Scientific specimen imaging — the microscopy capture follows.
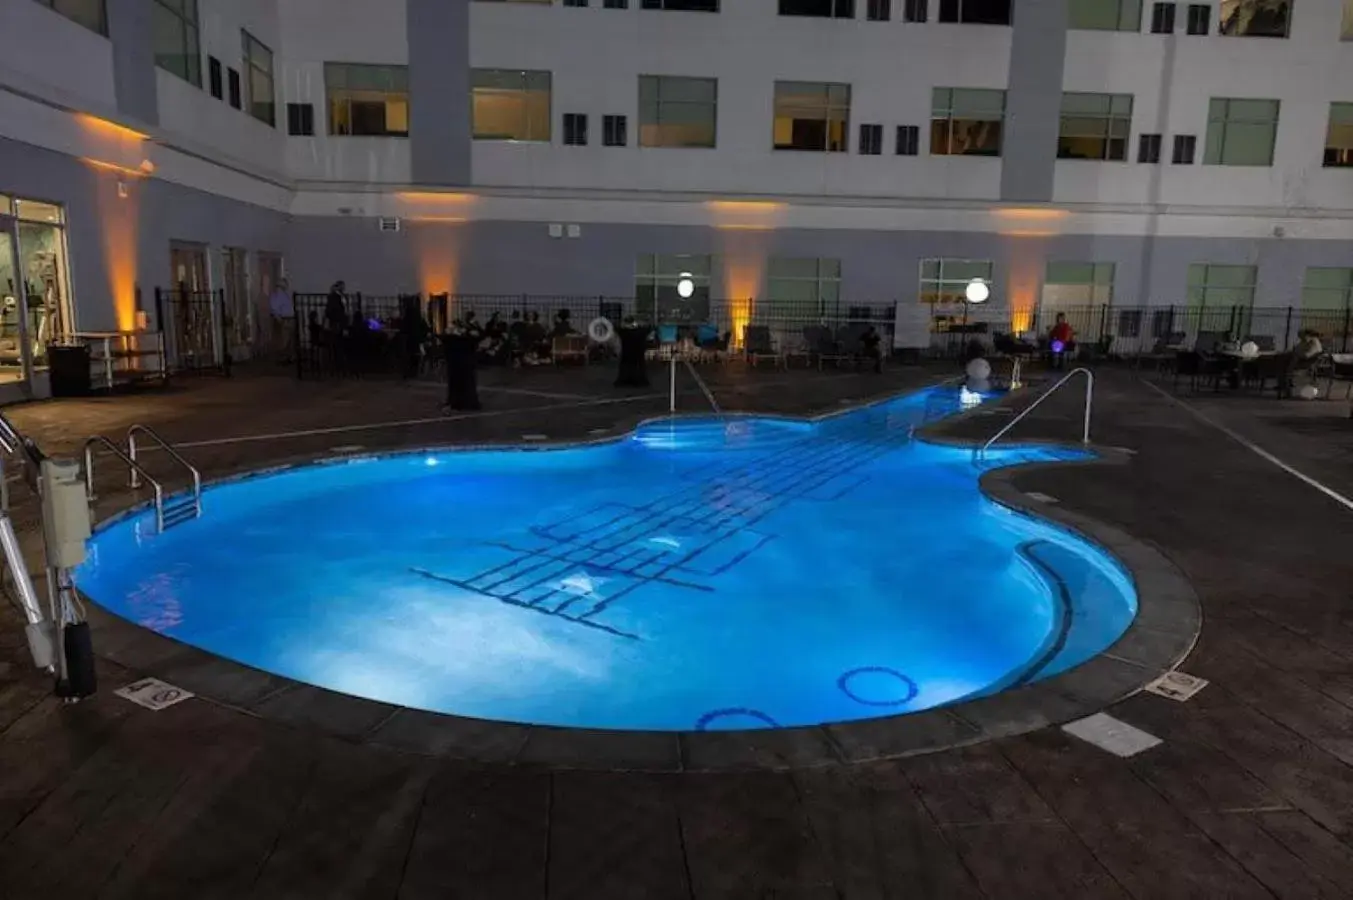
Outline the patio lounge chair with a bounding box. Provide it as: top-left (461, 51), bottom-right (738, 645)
top-left (743, 325), bottom-right (783, 368)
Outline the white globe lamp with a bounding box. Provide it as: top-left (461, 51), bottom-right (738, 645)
top-left (1239, 341), bottom-right (1260, 360)
top-left (964, 278), bottom-right (990, 304)
top-left (965, 357), bottom-right (991, 382)
top-left (676, 273), bottom-right (695, 299)
top-left (1298, 384), bottom-right (1320, 400)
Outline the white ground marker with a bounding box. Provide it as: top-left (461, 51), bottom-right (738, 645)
top-left (1062, 713), bottom-right (1162, 757)
top-left (1024, 491), bottom-right (1060, 504)
top-left (1145, 671), bottom-right (1209, 702)
top-left (522, 434), bottom-right (548, 442)
top-left (115, 678), bottom-right (194, 711)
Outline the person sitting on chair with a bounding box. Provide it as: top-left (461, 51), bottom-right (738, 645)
top-left (1048, 313), bottom-right (1075, 370)
top-left (861, 325), bottom-right (883, 374)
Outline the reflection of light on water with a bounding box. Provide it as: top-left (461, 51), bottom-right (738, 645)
top-left (126, 570), bottom-right (185, 630)
top-left (556, 572), bottom-right (607, 597)
top-left (648, 534), bottom-right (683, 551)
top-left (959, 386), bottom-right (983, 408)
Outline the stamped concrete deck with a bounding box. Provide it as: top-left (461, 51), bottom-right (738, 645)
top-left (2, 361), bottom-right (1353, 898)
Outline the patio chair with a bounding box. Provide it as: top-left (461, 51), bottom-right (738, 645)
top-left (803, 325), bottom-right (845, 369)
top-left (551, 333), bottom-right (589, 365)
top-left (835, 324), bottom-right (869, 369)
top-left (1173, 350), bottom-right (1223, 392)
top-left (1319, 353), bottom-right (1353, 399)
top-left (1244, 351), bottom-right (1295, 397)
top-left (1244, 335), bottom-right (1277, 352)
top-left (654, 323), bottom-right (680, 360)
top-left (1194, 331), bottom-right (1229, 353)
top-left (743, 325), bottom-right (783, 368)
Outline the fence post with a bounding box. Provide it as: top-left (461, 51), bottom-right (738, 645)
top-left (219, 289), bottom-right (233, 377)
top-left (1283, 306), bottom-right (1293, 350)
top-left (154, 287), bottom-right (169, 378)
top-left (293, 292), bottom-right (304, 381)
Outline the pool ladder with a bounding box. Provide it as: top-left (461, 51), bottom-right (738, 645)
top-left (83, 424), bottom-right (201, 533)
top-left (976, 367), bottom-right (1095, 461)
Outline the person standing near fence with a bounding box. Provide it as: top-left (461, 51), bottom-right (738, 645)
top-left (269, 278), bottom-right (294, 364)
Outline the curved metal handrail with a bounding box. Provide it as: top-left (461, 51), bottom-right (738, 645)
top-left (977, 367), bottom-right (1094, 459)
top-left (127, 424), bottom-right (202, 518)
top-left (83, 436), bottom-right (166, 532)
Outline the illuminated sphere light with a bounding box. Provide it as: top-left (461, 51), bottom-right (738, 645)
top-left (964, 278), bottom-right (990, 304)
top-left (966, 358), bottom-right (991, 382)
top-left (587, 316), bottom-right (615, 343)
top-left (677, 273), bottom-right (696, 299)
top-left (959, 385), bottom-right (984, 408)
top-left (1240, 341), bottom-right (1260, 360)
top-left (1051, 339), bottom-right (1066, 354)
top-left (1298, 384), bottom-right (1319, 400)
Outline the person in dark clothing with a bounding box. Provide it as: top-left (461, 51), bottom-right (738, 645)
top-left (526, 311), bottom-right (550, 362)
top-left (615, 317), bottom-right (651, 388)
top-left (551, 309), bottom-right (575, 338)
top-left (860, 325), bottom-right (883, 374)
top-left (507, 310), bottom-right (529, 366)
top-left (440, 320), bottom-right (481, 412)
top-left (324, 281), bottom-right (347, 372)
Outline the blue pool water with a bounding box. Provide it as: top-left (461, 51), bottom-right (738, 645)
top-left (75, 386), bottom-right (1137, 732)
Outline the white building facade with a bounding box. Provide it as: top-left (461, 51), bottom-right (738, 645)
top-left (2, 0), bottom-right (1352, 393)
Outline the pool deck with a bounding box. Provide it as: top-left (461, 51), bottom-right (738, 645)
top-left (2, 362), bottom-right (1353, 898)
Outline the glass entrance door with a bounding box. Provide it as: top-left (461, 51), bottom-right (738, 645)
top-left (222, 247), bottom-right (252, 360)
top-left (0, 216), bottom-right (34, 394)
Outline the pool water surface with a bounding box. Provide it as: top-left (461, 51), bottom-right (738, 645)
top-left (75, 386), bottom-right (1138, 731)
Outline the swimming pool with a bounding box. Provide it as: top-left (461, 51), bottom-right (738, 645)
top-left (75, 386), bottom-right (1138, 732)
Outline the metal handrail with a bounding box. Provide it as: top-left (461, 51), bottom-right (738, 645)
top-left (681, 357), bottom-right (722, 414)
top-left (128, 424), bottom-right (202, 518)
top-left (83, 436), bottom-right (167, 532)
top-left (977, 367), bottom-right (1095, 459)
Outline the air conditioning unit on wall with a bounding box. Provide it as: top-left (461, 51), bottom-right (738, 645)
top-left (378, 217), bottom-right (402, 232)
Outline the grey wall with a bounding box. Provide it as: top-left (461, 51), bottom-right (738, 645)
top-left (0, 136), bottom-right (287, 333)
top-left (106, 0), bottom-right (159, 126)
top-left (283, 215), bottom-right (1348, 312)
top-left (407, 0), bottom-right (471, 186)
top-left (1001, 0), bottom-right (1068, 202)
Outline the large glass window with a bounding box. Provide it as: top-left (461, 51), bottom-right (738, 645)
top-left (1203, 98), bottom-right (1279, 166)
top-left (635, 254), bottom-right (712, 321)
top-left (1042, 262), bottom-right (1114, 317)
top-left (1058, 93), bottom-right (1132, 161)
top-left (1324, 103), bottom-right (1353, 168)
top-left (641, 0), bottom-right (720, 10)
top-left (0, 199), bottom-right (75, 385)
top-left (779, 0), bottom-right (856, 16)
top-left (1300, 268), bottom-right (1353, 332)
top-left (931, 88), bottom-right (1004, 156)
top-left (773, 82), bottom-right (851, 152)
top-left (1219, 0), bottom-right (1292, 36)
top-left (1186, 264), bottom-right (1256, 310)
top-left (471, 69), bottom-right (552, 142)
top-left (152, 0), bottom-right (201, 86)
top-left (639, 76), bottom-right (717, 148)
top-left (32, 0), bottom-right (106, 35)
top-left (1344, 0), bottom-right (1353, 38)
top-left (325, 63), bottom-right (410, 137)
top-left (242, 31), bottom-right (275, 128)
top-left (919, 258), bottom-right (993, 304)
top-left (1068, 0), bottom-right (1142, 29)
top-left (937, 0), bottom-right (1010, 23)
top-left (766, 258), bottom-right (842, 315)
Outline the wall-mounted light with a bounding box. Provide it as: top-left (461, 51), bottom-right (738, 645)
top-left (965, 278), bottom-right (990, 304)
top-left (677, 273), bottom-right (695, 299)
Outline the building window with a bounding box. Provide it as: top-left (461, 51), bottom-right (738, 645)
top-left (603, 114), bottom-right (628, 146)
top-left (937, 0), bottom-right (1010, 24)
top-left (1300, 268), bottom-right (1353, 332)
top-left (859, 123), bottom-right (883, 155)
top-left (287, 103), bottom-right (315, 136)
top-left (326, 63), bottom-right (410, 137)
top-left (471, 69), bottom-right (551, 141)
top-left (242, 31), bottom-right (275, 127)
top-left (152, 0), bottom-right (200, 86)
top-left (779, 0), bottom-right (855, 16)
top-left (1058, 93), bottom-right (1132, 161)
top-left (227, 68), bottom-right (241, 109)
top-left (640, 0), bottom-right (720, 10)
top-left (1185, 2), bottom-right (1210, 32)
top-left (896, 124), bottom-right (920, 155)
top-left (1204, 98), bottom-right (1279, 166)
top-left (1343, 0), bottom-right (1353, 38)
top-left (564, 0), bottom-right (589, 5)
top-left (1324, 102), bottom-right (1353, 167)
top-left (605, 0), bottom-right (629, 6)
top-left (904, 0), bottom-right (928, 19)
top-left (33, 0), bottom-right (107, 36)
top-left (920, 258), bottom-right (994, 305)
top-left (1118, 309), bottom-right (1143, 338)
top-left (1219, 0), bottom-right (1291, 36)
top-left (868, 0), bottom-right (892, 18)
top-left (1172, 133), bottom-right (1196, 163)
top-left (773, 82), bottom-right (850, 152)
top-left (767, 258), bottom-right (842, 316)
top-left (563, 112), bottom-right (589, 145)
top-left (635, 255), bottom-right (712, 317)
top-left (1069, 0), bottom-right (1142, 30)
top-left (208, 56), bottom-right (223, 99)
top-left (1042, 263), bottom-right (1115, 318)
top-left (931, 88), bottom-right (1004, 156)
top-left (1187, 265), bottom-right (1256, 329)
top-left (1150, 1), bottom-right (1176, 31)
top-left (639, 75), bottom-right (717, 148)
top-left (1138, 132), bottom-right (1161, 162)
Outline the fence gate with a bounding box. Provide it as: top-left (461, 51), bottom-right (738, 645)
top-left (155, 287), bottom-right (232, 376)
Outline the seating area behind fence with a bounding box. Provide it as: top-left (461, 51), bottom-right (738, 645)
top-left (153, 287), bottom-right (232, 376)
top-left (281, 289), bottom-right (1353, 380)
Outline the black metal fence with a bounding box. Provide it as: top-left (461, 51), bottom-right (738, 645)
top-left (285, 290), bottom-right (1353, 379)
top-left (154, 287), bottom-right (232, 376)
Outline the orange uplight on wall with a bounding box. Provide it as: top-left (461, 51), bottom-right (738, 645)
top-left (1005, 236), bottom-right (1046, 334)
top-left (410, 220), bottom-right (463, 297)
top-left (89, 172), bottom-right (140, 330)
top-left (398, 191), bottom-right (478, 204)
top-left (990, 206), bottom-right (1068, 221)
top-left (706, 199), bottom-right (787, 234)
top-left (81, 157), bottom-right (150, 178)
top-left (719, 229), bottom-right (771, 348)
top-left (76, 113), bottom-right (150, 143)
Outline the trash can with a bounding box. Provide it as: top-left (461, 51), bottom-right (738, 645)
top-left (47, 343), bottom-right (91, 397)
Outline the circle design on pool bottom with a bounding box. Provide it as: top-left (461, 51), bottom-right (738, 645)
top-left (695, 708), bottom-right (780, 731)
top-left (838, 667), bottom-right (920, 707)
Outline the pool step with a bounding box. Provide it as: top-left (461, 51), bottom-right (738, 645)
top-left (160, 496), bottom-right (200, 530)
